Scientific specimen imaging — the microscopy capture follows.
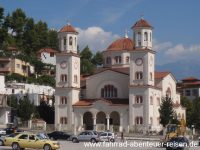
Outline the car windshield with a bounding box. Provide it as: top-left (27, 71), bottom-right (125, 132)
top-left (36, 134), bottom-right (48, 140)
top-left (93, 131), bottom-right (98, 135)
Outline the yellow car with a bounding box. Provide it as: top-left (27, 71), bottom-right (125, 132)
top-left (4, 132), bottom-right (60, 150)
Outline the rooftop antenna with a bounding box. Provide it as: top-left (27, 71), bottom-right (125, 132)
top-left (140, 13), bottom-right (144, 19)
top-left (67, 20), bottom-right (71, 25)
top-left (125, 29), bottom-right (128, 38)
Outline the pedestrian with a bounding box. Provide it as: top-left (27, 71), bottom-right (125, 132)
top-left (121, 132), bottom-right (124, 142)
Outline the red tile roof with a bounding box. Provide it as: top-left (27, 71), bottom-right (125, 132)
top-left (37, 48), bottom-right (58, 54)
top-left (106, 38), bottom-right (134, 51)
top-left (182, 77), bottom-right (199, 81)
top-left (59, 24), bottom-right (78, 33)
top-left (132, 18), bottom-right (152, 28)
top-left (73, 98), bottom-right (129, 107)
top-left (155, 71), bottom-right (170, 79)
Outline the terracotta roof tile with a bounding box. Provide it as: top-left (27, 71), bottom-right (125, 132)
top-left (37, 48), bottom-right (58, 54)
top-left (73, 98), bottom-right (129, 107)
top-left (155, 71), bottom-right (170, 79)
top-left (106, 38), bottom-right (134, 51)
top-left (182, 77), bottom-right (199, 81)
top-left (132, 18), bottom-right (152, 28)
top-left (59, 24), bottom-right (78, 33)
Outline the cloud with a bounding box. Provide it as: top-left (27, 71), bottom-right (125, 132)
top-left (76, 26), bottom-right (120, 52)
top-left (154, 40), bottom-right (200, 64)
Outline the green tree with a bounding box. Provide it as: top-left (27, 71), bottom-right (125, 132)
top-left (80, 46), bottom-right (95, 74)
top-left (37, 101), bottom-right (54, 124)
top-left (181, 97), bottom-right (193, 126)
top-left (80, 46), bottom-right (93, 60)
top-left (7, 94), bottom-right (18, 108)
top-left (159, 97), bottom-right (176, 127)
top-left (47, 29), bottom-right (58, 49)
top-left (0, 7), bottom-right (8, 48)
top-left (92, 51), bottom-right (103, 66)
top-left (190, 97), bottom-right (200, 129)
top-left (18, 95), bottom-right (35, 122)
top-left (8, 8), bottom-right (27, 48)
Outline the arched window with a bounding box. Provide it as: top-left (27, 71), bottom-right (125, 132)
top-left (60, 96), bottom-right (67, 105)
top-left (135, 95), bottom-right (143, 104)
top-left (166, 88), bottom-right (171, 98)
top-left (115, 56), bottom-right (121, 64)
top-left (135, 116), bottom-right (143, 125)
top-left (157, 97), bottom-right (160, 106)
top-left (60, 117), bottom-right (67, 124)
top-left (150, 72), bottom-right (153, 81)
top-left (135, 72), bottom-right (143, 80)
top-left (150, 32), bottom-right (152, 42)
top-left (137, 32), bottom-right (141, 46)
top-left (144, 32), bottom-right (148, 41)
top-left (74, 75), bottom-right (78, 83)
top-left (126, 56), bottom-right (130, 63)
top-left (60, 74), bottom-right (67, 82)
top-left (75, 37), bottom-right (76, 46)
top-left (150, 96), bottom-right (153, 105)
top-left (101, 85), bottom-right (117, 98)
top-left (69, 36), bottom-right (73, 45)
top-left (150, 117), bottom-right (153, 125)
top-left (106, 57), bottom-right (111, 64)
top-left (64, 37), bottom-right (67, 46)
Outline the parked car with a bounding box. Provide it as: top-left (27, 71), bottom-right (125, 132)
top-left (71, 131), bottom-right (100, 143)
top-left (166, 137), bottom-right (189, 150)
top-left (99, 132), bottom-right (115, 142)
top-left (0, 137), bottom-right (4, 146)
top-left (47, 131), bottom-right (71, 140)
top-left (4, 132), bottom-right (60, 150)
top-left (0, 129), bottom-right (6, 136)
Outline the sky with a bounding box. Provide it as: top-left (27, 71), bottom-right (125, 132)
top-left (1, 0), bottom-right (200, 68)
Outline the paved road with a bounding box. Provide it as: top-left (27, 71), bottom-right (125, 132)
top-left (0, 140), bottom-right (199, 150)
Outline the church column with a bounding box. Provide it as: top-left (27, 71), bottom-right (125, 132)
top-left (106, 114), bottom-right (110, 130)
top-left (93, 114), bottom-right (97, 131)
top-left (78, 114), bottom-right (83, 132)
top-left (119, 113), bottom-right (123, 132)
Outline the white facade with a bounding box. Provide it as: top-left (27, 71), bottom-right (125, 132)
top-left (40, 51), bottom-right (56, 65)
top-left (6, 82), bottom-right (55, 106)
top-left (0, 75), bottom-right (11, 127)
top-left (55, 23), bottom-right (80, 131)
top-left (55, 19), bottom-right (186, 134)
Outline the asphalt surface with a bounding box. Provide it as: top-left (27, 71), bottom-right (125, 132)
top-left (0, 140), bottom-right (199, 150)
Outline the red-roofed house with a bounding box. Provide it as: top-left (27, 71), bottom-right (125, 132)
top-left (177, 77), bottom-right (200, 100)
top-left (37, 48), bottom-right (58, 65)
top-left (54, 19), bottom-right (185, 134)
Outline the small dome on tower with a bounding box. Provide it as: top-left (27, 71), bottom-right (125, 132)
top-left (131, 18), bottom-right (153, 29)
top-left (106, 38), bottom-right (134, 51)
top-left (59, 23), bottom-right (78, 33)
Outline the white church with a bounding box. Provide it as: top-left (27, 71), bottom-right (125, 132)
top-left (54, 18), bottom-right (186, 133)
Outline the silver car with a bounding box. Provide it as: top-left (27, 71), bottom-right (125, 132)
top-left (72, 131), bottom-right (100, 143)
top-left (99, 132), bottom-right (115, 142)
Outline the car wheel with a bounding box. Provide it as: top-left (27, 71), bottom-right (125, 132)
top-left (43, 144), bottom-right (52, 150)
top-left (90, 138), bottom-right (96, 143)
top-left (72, 138), bottom-right (78, 143)
top-left (0, 139), bottom-right (4, 146)
top-left (12, 142), bottom-right (20, 150)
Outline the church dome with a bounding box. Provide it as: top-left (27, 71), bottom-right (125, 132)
top-left (106, 38), bottom-right (134, 51)
top-left (131, 18), bottom-right (152, 29)
top-left (59, 23), bottom-right (78, 33)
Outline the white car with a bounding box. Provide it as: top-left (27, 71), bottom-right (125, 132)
top-left (0, 129), bottom-right (6, 136)
top-left (99, 132), bottom-right (115, 142)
